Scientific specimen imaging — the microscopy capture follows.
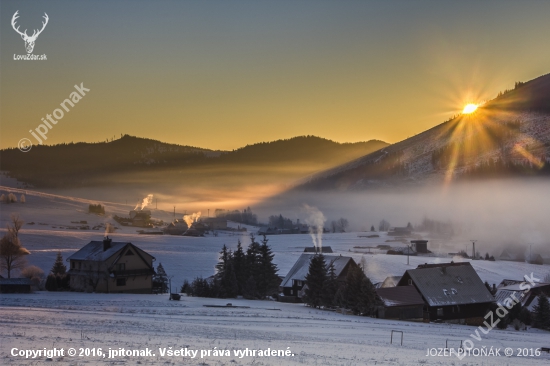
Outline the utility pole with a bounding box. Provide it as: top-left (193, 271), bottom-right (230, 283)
top-left (173, 206), bottom-right (175, 221)
top-left (470, 240), bottom-right (477, 260)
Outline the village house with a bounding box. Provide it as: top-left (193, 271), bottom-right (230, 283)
top-left (164, 219), bottom-right (188, 235)
top-left (279, 253), bottom-right (357, 302)
top-left (499, 249), bottom-right (525, 262)
top-left (201, 217), bottom-right (228, 230)
top-left (494, 280), bottom-right (550, 312)
top-left (396, 262), bottom-right (495, 323)
top-left (67, 237), bottom-right (156, 293)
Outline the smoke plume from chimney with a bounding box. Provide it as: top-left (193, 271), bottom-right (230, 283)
top-left (183, 212), bottom-right (202, 228)
top-left (303, 204), bottom-right (326, 252)
top-left (134, 194), bottom-right (153, 211)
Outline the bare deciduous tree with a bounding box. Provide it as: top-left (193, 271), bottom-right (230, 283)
top-left (0, 234), bottom-right (30, 278)
top-left (0, 215), bottom-right (29, 278)
top-left (8, 214), bottom-right (23, 240)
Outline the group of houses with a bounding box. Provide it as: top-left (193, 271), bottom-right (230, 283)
top-left (259, 219), bottom-right (330, 236)
top-left (278, 244), bottom-right (550, 324)
top-left (3, 236), bottom-right (550, 328)
top-left (164, 217), bottom-right (232, 236)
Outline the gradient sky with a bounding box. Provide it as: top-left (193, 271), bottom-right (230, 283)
top-left (1, 0), bottom-right (550, 151)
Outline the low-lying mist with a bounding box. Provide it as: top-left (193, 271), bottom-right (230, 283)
top-left (42, 177), bottom-right (549, 257)
top-left (255, 179), bottom-right (550, 257)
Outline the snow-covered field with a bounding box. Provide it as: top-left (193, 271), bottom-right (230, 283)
top-left (2, 292), bottom-right (550, 366)
top-left (2, 185), bottom-right (549, 289)
top-left (2, 186), bottom-right (550, 365)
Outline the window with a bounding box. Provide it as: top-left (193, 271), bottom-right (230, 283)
top-left (456, 276), bottom-right (463, 284)
top-left (125, 250), bottom-right (134, 256)
top-left (408, 279), bottom-right (412, 285)
top-left (443, 289), bottom-right (448, 296)
top-left (117, 263), bottom-right (125, 271)
top-left (116, 278), bottom-right (126, 286)
top-left (451, 288), bottom-right (458, 295)
top-left (437, 308), bottom-right (443, 316)
top-left (71, 261), bottom-right (75, 269)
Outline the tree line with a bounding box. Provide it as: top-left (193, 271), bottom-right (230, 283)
top-left (182, 234), bottom-right (279, 299)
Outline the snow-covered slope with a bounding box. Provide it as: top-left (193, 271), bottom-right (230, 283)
top-left (301, 74), bottom-right (550, 190)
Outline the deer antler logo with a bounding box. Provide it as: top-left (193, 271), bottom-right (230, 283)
top-left (11, 10), bottom-right (49, 54)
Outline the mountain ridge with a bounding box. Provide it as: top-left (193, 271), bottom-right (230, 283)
top-left (0, 134), bottom-right (388, 188)
top-left (299, 73), bottom-right (550, 190)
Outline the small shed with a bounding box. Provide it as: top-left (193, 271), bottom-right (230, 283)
top-left (411, 240), bottom-right (428, 253)
top-left (0, 278), bottom-right (32, 293)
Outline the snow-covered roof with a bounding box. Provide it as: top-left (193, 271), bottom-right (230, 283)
top-left (0, 278), bottom-right (32, 285)
top-left (376, 286), bottom-right (424, 307)
top-left (67, 240), bottom-right (130, 262)
top-left (400, 263), bottom-right (494, 307)
top-left (280, 254), bottom-right (355, 288)
top-left (494, 282), bottom-right (550, 307)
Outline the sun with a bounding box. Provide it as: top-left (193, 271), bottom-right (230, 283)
top-left (462, 103), bottom-right (478, 114)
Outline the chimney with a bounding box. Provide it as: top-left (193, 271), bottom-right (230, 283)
top-left (492, 284), bottom-right (496, 293)
top-left (103, 236), bottom-right (112, 251)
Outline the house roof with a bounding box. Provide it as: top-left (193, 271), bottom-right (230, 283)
top-left (280, 254), bottom-right (355, 288)
top-left (0, 278), bottom-right (32, 285)
top-left (494, 282), bottom-right (550, 307)
top-left (303, 246), bottom-right (333, 253)
top-left (67, 241), bottom-right (129, 262)
top-left (376, 286), bottom-right (425, 307)
top-left (398, 263), bottom-right (494, 307)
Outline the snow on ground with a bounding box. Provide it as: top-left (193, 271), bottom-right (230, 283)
top-left (1, 186), bottom-right (549, 290)
top-left (2, 292), bottom-right (550, 366)
top-left (2, 187), bottom-right (550, 365)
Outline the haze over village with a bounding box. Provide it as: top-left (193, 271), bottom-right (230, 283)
top-left (1, 1), bottom-right (550, 365)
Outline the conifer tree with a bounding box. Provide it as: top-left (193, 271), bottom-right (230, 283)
top-left (245, 234), bottom-right (261, 296)
top-left (216, 244), bottom-right (231, 277)
top-left (232, 240), bottom-right (246, 294)
top-left (45, 273), bottom-right (58, 291)
top-left (51, 251), bottom-right (67, 275)
top-left (322, 261), bottom-right (338, 308)
top-left (220, 260), bottom-right (239, 298)
top-left (257, 235), bottom-right (279, 298)
top-left (153, 263), bottom-right (169, 293)
top-left (304, 254), bottom-right (327, 308)
top-left (533, 293), bottom-right (550, 330)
